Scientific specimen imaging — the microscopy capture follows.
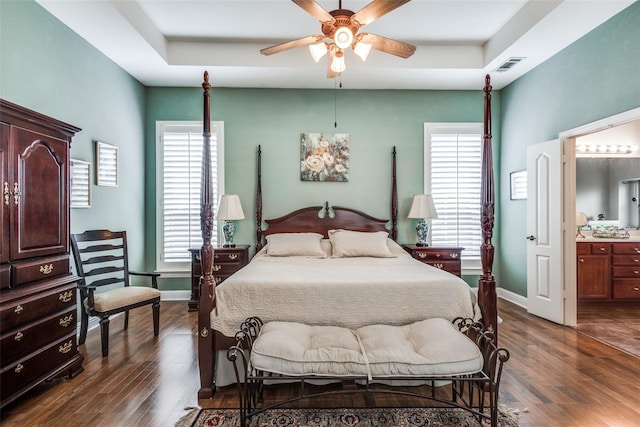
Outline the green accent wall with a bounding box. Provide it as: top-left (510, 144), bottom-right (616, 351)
top-left (499, 1), bottom-right (640, 296)
top-left (6, 0), bottom-right (639, 296)
top-left (1, 0), bottom-right (147, 273)
top-left (145, 87), bottom-right (501, 289)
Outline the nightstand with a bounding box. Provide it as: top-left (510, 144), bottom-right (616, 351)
top-left (402, 244), bottom-right (464, 277)
top-left (187, 245), bottom-right (250, 311)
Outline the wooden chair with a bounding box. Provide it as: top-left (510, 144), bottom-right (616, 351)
top-left (70, 230), bottom-right (161, 356)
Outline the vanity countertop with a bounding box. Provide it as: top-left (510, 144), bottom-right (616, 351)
top-left (577, 232), bottom-right (640, 243)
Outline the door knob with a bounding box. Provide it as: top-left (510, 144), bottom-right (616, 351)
top-left (526, 235), bottom-right (536, 241)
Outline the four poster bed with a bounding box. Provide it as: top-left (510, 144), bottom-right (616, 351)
top-left (196, 72), bottom-right (497, 399)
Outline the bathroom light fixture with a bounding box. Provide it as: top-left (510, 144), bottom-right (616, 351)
top-left (576, 144), bottom-right (636, 154)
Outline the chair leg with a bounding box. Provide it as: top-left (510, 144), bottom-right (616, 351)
top-left (124, 310), bottom-right (129, 330)
top-left (78, 308), bottom-right (89, 345)
top-left (100, 316), bottom-right (111, 357)
top-left (153, 301), bottom-right (160, 337)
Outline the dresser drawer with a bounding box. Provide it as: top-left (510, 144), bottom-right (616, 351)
top-left (576, 243), bottom-right (590, 255)
top-left (424, 260), bottom-right (461, 276)
top-left (612, 255), bottom-right (640, 266)
top-left (214, 250), bottom-right (248, 265)
top-left (588, 243), bottom-right (610, 255)
top-left (411, 248), bottom-right (462, 261)
top-left (0, 332), bottom-right (77, 402)
top-left (612, 266), bottom-right (640, 278)
top-left (612, 243), bottom-right (640, 255)
top-left (10, 255), bottom-right (70, 288)
top-left (0, 308), bottom-right (76, 366)
top-left (612, 279), bottom-right (640, 299)
top-left (0, 283), bottom-right (76, 333)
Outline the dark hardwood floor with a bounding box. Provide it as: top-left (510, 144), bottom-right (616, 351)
top-left (1, 299), bottom-right (639, 426)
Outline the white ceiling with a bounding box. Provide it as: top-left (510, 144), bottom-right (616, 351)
top-left (36, 0), bottom-right (635, 90)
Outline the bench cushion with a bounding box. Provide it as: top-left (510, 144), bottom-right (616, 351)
top-left (250, 318), bottom-right (483, 378)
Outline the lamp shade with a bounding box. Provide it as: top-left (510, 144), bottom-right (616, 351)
top-left (408, 194), bottom-right (438, 219)
top-left (216, 194), bottom-right (245, 220)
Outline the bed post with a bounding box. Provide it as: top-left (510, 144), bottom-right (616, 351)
top-left (478, 74), bottom-right (498, 341)
top-left (198, 71), bottom-right (216, 399)
top-left (391, 146), bottom-right (398, 241)
top-left (255, 145), bottom-right (263, 252)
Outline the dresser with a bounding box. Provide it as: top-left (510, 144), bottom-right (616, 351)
top-left (188, 245), bottom-right (250, 311)
top-left (0, 100), bottom-right (84, 408)
top-left (577, 241), bottom-right (640, 300)
top-left (402, 244), bottom-right (463, 277)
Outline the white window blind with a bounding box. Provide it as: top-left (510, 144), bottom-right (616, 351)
top-left (156, 121), bottom-right (224, 272)
top-left (424, 124), bottom-right (482, 271)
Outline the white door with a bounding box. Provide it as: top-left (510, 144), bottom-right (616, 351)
top-left (527, 140), bottom-right (564, 323)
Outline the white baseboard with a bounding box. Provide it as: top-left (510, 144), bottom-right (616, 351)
top-left (160, 290), bottom-right (191, 301)
top-left (498, 287), bottom-right (527, 309)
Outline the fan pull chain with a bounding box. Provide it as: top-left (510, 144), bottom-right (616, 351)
top-left (334, 79), bottom-right (338, 128)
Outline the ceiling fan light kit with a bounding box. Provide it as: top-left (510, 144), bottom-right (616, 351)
top-left (261, 0), bottom-right (416, 78)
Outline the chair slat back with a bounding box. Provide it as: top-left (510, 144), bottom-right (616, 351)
top-left (71, 230), bottom-right (130, 289)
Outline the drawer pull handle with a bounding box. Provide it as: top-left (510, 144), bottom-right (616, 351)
top-left (59, 290), bottom-right (73, 303)
top-left (599, 247), bottom-right (605, 251)
top-left (59, 314), bottom-right (74, 327)
top-left (418, 252), bottom-right (427, 259)
top-left (14, 332), bottom-right (24, 341)
top-left (433, 263), bottom-right (444, 269)
top-left (59, 340), bottom-right (73, 354)
top-left (12, 182), bottom-right (20, 204)
top-left (634, 287), bottom-right (639, 291)
top-left (213, 265), bottom-right (221, 272)
top-left (579, 258), bottom-right (584, 263)
top-left (14, 305), bottom-right (24, 314)
top-left (449, 253), bottom-right (458, 258)
top-left (214, 276), bottom-right (222, 284)
top-left (634, 271), bottom-right (639, 275)
top-left (3, 182), bottom-right (9, 205)
top-left (196, 253), bottom-right (201, 261)
top-left (15, 364), bottom-right (24, 374)
top-left (200, 327), bottom-right (209, 338)
top-left (228, 254), bottom-right (239, 260)
top-left (40, 263), bottom-right (54, 275)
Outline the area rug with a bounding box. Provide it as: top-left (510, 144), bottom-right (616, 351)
top-left (175, 406), bottom-right (520, 427)
top-left (577, 323), bottom-right (640, 357)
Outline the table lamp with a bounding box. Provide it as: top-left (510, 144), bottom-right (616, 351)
top-left (216, 194), bottom-right (245, 247)
top-left (408, 194), bottom-right (438, 246)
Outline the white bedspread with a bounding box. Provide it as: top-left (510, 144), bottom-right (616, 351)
top-left (210, 242), bottom-right (477, 337)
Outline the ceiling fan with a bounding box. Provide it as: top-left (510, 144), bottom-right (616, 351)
top-left (260, 0), bottom-right (416, 78)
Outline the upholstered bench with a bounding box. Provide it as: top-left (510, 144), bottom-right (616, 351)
top-left (228, 317), bottom-right (509, 427)
top-left (251, 318), bottom-right (484, 379)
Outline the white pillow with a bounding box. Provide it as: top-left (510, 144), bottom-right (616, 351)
top-left (328, 229), bottom-right (395, 258)
top-left (266, 233), bottom-right (326, 257)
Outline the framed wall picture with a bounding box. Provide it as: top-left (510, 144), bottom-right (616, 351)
top-left (70, 159), bottom-right (91, 208)
top-left (300, 133), bottom-right (349, 182)
top-left (510, 170), bottom-right (527, 200)
top-left (95, 141), bottom-right (118, 186)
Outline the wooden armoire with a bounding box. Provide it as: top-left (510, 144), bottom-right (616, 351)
top-left (0, 99), bottom-right (84, 408)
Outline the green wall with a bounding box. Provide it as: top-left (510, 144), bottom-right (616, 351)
top-left (146, 87), bottom-right (501, 289)
top-left (1, 0), bottom-right (147, 273)
top-left (499, 1), bottom-right (640, 296)
top-left (10, 0), bottom-right (640, 297)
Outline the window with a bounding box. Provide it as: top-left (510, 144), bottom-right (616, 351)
top-left (156, 121), bottom-right (224, 273)
top-left (424, 123), bottom-right (482, 274)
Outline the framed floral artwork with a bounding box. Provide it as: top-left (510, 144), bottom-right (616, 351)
top-left (300, 133), bottom-right (349, 182)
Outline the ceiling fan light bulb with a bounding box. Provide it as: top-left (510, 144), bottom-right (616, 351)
top-left (353, 42), bottom-right (372, 61)
top-left (334, 27), bottom-right (353, 49)
top-left (309, 42), bottom-right (328, 62)
top-left (331, 51), bottom-right (346, 73)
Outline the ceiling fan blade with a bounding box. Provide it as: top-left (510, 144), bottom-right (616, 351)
top-left (260, 35), bottom-right (323, 56)
top-left (352, 0), bottom-right (411, 26)
top-left (360, 33), bottom-right (416, 58)
top-left (326, 47), bottom-right (341, 79)
top-left (292, 0), bottom-right (336, 24)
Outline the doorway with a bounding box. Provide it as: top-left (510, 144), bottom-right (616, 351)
top-left (560, 109), bottom-right (640, 356)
